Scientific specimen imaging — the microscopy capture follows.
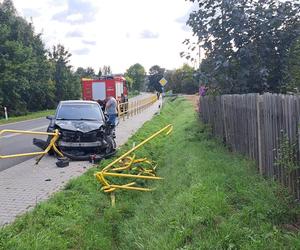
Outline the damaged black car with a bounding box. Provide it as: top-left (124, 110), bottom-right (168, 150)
top-left (33, 100), bottom-right (117, 161)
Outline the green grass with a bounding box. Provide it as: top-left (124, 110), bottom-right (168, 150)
top-left (0, 110), bottom-right (55, 125)
top-left (1, 98), bottom-right (300, 249)
top-left (128, 90), bottom-right (140, 99)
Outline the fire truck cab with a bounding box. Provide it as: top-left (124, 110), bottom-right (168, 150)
top-left (81, 76), bottom-right (128, 102)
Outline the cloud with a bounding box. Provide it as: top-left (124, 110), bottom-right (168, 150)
top-left (66, 30), bottom-right (83, 38)
top-left (175, 3), bottom-right (198, 26)
top-left (48, 0), bottom-right (66, 6)
top-left (176, 15), bottom-right (188, 24)
top-left (66, 13), bottom-right (83, 22)
top-left (140, 30), bottom-right (159, 39)
top-left (82, 40), bottom-right (96, 45)
top-left (13, 0), bottom-right (196, 73)
top-left (176, 14), bottom-right (193, 32)
top-left (73, 48), bottom-right (90, 55)
top-left (52, 0), bottom-right (97, 24)
top-left (22, 8), bottom-right (41, 18)
top-left (181, 25), bottom-right (192, 32)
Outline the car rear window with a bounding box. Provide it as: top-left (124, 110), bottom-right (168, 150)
top-left (56, 103), bottom-right (103, 121)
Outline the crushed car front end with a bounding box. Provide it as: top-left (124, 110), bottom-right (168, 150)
top-left (34, 100), bottom-right (116, 161)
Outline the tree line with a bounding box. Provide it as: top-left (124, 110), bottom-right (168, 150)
top-left (0, 0), bottom-right (82, 116)
top-left (0, 0), bottom-right (199, 118)
top-left (185, 0), bottom-right (300, 95)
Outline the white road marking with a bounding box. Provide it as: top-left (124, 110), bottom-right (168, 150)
top-left (0, 125), bottom-right (48, 139)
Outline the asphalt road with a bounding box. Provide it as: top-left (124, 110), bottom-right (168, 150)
top-left (0, 118), bottom-right (49, 171)
top-left (0, 93), bottom-right (152, 172)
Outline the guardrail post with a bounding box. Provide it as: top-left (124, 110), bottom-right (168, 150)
top-left (127, 102), bottom-right (130, 119)
top-left (138, 100), bottom-right (141, 113)
top-left (117, 103), bottom-right (121, 121)
top-left (123, 104), bottom-right (126, 121)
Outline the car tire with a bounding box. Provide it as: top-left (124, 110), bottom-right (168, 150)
top-left (105, 136), bottom-right (117, 155)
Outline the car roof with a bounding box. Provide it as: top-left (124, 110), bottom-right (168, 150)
top-left (59, 100), bottom-right (98, 105)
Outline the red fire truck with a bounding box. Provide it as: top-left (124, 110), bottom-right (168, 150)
top-left (81, 76), bottom-right (128, 102)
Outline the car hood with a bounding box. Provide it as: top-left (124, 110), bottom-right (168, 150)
top-left (55, 120), bottom-right (104, 133)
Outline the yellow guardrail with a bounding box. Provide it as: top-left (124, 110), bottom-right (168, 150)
top-left (118, 95), bottom-right (158, 120)
top-left (0, 129), bottom-right (63, 164)
top-left (95, 124), bottom-right (173, 206)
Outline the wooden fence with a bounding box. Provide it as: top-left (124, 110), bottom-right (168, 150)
top-left (200, 93), bottom-right (300, 199)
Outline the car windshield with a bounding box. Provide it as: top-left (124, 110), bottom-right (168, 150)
top-left (56, 103), bottom-right (103, 121)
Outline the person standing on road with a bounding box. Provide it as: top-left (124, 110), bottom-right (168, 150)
top-left (105, 96), bottom-right (118, 125)
top-left (97, 99), bottom-right (106, 112)
top-left (156, 91), bottom-right (160, 100)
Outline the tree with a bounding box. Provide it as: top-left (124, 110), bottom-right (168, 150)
top-left (125, 75), bottom-right (133, 90)
top-left (0, 0), bottom-right (83, 117)
top-left (165, 64), bottom-right (198, 94)
top-left (76, 67), bottom-right (96, 79)
top-left (148, 65), bottom-right (165, 92)
top-left (186, 0), bottom-right (300, 94)
top-left (284, 38), bottom-right (300, 92)
top-left (0, 0), bottom-right (55, 115)
top-left (125, 63), bottom-right (146, 91)
top-left (1, 0), bottom-right (15, 14)
top-left (97, 65), bottom-right (112, 77)
top-left (49, 44), bottom-right (80, 101)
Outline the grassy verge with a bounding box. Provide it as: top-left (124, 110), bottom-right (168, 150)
top-left (1, 98), bottom-right (300, 249)
top-left (0, 110), bottom-right (55, 125)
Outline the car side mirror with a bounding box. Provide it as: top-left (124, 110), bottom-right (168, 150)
top-left (46, 115), bottom-right (54, 120)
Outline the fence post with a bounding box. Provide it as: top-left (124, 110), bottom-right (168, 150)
top-left (256, 95), bottom-right (263, 175)
top-left (221, 96), bottom-right (227, 143)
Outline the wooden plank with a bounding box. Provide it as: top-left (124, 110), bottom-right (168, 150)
top-left (257, 94), bottom-right (263, 174)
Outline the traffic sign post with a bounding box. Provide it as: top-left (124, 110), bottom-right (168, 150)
top-left (159, 77), bottom-right (168, 110)
top-left (159, 77), bottom-right (167, 87)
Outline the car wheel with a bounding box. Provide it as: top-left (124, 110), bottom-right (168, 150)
top-left (105, 136), bottom-right (116, 155)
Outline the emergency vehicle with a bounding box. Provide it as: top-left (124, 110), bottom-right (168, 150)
top-left (81, 76), bottom-right (128, 102)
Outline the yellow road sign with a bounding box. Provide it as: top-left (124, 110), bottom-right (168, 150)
top-left (159, 77), bottom-right (168, 86)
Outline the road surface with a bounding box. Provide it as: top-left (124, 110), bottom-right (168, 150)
top-left (0, 93), bottom-right (152, 172)
top-left (0, 118), bottom-right (48, 171)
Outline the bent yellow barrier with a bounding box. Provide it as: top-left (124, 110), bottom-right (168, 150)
top-left (95, 124), bottom-right (173, 205)
top-left (0, 129), bottom-right (63, 164)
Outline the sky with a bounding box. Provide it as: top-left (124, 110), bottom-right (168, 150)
top-left (11, 0), bottom-right (198, 74)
